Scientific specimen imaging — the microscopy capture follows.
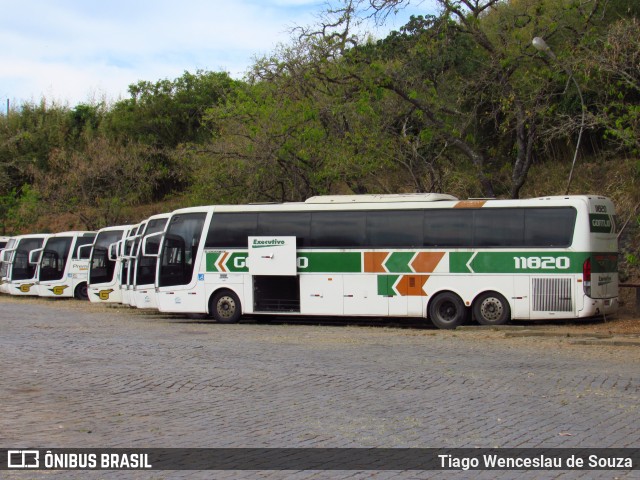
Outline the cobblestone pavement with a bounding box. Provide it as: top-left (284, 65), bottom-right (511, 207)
top-left (1, 296), bottom-right (639, 480)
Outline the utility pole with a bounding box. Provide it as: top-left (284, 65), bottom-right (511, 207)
top-left (532, 36), bottom-right (585, 196)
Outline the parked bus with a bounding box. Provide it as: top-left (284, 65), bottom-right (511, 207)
top-left (142, 194), bottom-right (618, 328)
top-left (131, 213), bottom-right (171, 309)
top-left (0, 234), bottom-right (50, 296)
top-left (30, 231), bottom-right (96, 300)
top-left (119, 223), bottom-right (143, 306)
top-left (88, 224), bottom-right (134, 304)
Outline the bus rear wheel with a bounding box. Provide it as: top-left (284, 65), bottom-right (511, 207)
top-left (473, 291), bottom-right (510, 326)
top-left (74, 282), bottom-right (89, 301)
top-left (428, 292), bottom-right (466, 329)
top-left (210, 290), bottom-right (242, 324)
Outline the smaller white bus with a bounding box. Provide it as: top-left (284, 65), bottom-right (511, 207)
top-left (131, 213), bottom-right (171, 309)
top-left (88, 224), bottom-right (134, 304)
top-left (0, 234), bottom-right (50, 296)
top-left (30, 231), bottom-right (96, 300)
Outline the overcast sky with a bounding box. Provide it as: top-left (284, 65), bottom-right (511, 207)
top-left (1, 0), bottom-right (438, 108)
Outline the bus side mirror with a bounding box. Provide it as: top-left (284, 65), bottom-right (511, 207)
top-left (29, 248), bottom-right (44, 265)
top-left (142, 232), bottom-right (164, 257)
top-left (77, 244), bottom-right (93, 260)
top-left (1, 248), bottom-right (16, 263)
top-left (108, 241), bottom-right (121, 261)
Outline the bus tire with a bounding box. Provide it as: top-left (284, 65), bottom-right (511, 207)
top-left (473, 291), bottom-right (510, 326)
top-left (210, 290), bottom-right (242, 324)
top-left (428, 292), bottom-right (466, 329)
top-left (74, 282), bottom-right (89, 301)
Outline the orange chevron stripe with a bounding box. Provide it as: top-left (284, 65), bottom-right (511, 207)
top-left (410, 252), bottom-right (445, 273)
top-left (454, 200), bottom-right (486, 209)
top-left (364, 251), bottom-right (389, 273)
top-left (217, 251), bottom-right (230, 272)
top-left (394, 275), bottom-right (429, 296)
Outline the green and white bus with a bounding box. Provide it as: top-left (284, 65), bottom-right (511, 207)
top-left (143, 194), bottom-right (618, 328)
top-left (30, 231), bottom-right (96, 300)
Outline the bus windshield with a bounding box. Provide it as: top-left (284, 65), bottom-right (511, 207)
top-left (136, 218), bottom-right (168, 286)
top-left (40, 237), bottom-right (73, 282)
top-left (158, 213), bottom-right (206, 287)
top-left (89, 230), bottom-right (124, 285)
top-left (11, 238), bottom-right (45, 281)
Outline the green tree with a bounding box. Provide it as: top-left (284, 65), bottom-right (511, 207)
top-left (105, 70), bottom-right (239, 148)
top-left (583, 18), bottom-right (640, 154)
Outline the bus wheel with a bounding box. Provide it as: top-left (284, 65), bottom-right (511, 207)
top-left (210, 290), bottom-right (242, 324)
top-left (74, 282), bottom-right (89, 301)
top-left (474, 291), bottom-right (510, 326)
top-left (428, 292), bottom-right (466, 329)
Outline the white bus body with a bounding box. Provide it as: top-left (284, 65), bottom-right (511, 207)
top-left (88, 224), bottom-right (134, 304)
top-left (132, 213), bottom-right (171, 309)
top-left (31, 231), bottom-right (96, 299)
top-left (0, 234), bottom-right (50, 296)
top-left (145, 194), bottom-right (619, 329)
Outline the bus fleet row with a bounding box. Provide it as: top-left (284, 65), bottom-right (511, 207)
top-left (0, 212), bottom-right (170, 310)
top-left (0, 194), bottom-right (621, 329)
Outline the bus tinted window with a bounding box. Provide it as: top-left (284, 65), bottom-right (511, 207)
top-left (203, 206), bottom-right (576, 249)
top-left (367, 210), bottom-right (424, 247)
top-left (90, 230), bottom-right (123, 284)
top-left (74, 234), bottom-right (96, 259)
top-left (311, 211), bottom-right (366, 247)
top-left (135, 218), bottom-right (168, 286)
top-left (258, 212), bottom-right (311, 247)
top-left (206, 213), bottom-right (258, 248)
top-left (11, 238), bottom-right (44, 281)
top-left (474, 209), bottom-right (525, 247)
top-left (146, 218), bottom-right (168, 234)
top-left (524, 208), bottom-right (576, 247)
top-left (40, 237), bottom-right (72, 281)
top-left (423, 210), bottom-right (473, 247)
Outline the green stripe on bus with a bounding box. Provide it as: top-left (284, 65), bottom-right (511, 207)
top-left (384, 252), bottom-right (415, 273)
top-left (449, 252), bottom-right (589, 274)
top-left (377, 275), bottom-right (399, 296)
top-left (205, 252), bottom-right (223, 272)
top-left (205, 251), bottom-right (362, 273)
top-left (207, 250), bottom-right (612, 276)
top-left (227, 252), bottom-right (249, 272)
top-left (298, 252), bottom-right (361, 273)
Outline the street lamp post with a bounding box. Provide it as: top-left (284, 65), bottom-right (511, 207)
top-left (532, 36), bottom-right (585, 195)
